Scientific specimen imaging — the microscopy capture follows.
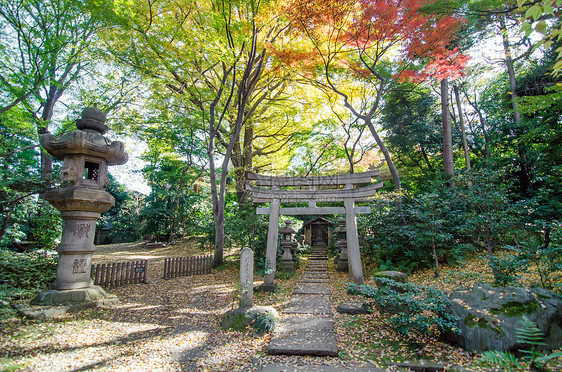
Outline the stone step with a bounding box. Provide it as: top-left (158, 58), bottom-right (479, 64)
top-left (259, 363), bottom-right (383, 371)
top-left (293, 284), bottom-right (331, 295)
top-left (301, 278), bottom-right (329, 284)
top-left (268, 330), bottom-right (338, 357)
top-left (302, 272), bottom-right (329, 277)
top-left (284, 295), bottom-right (332, 314)
top-left (302, 276), bottom-right (329, 281)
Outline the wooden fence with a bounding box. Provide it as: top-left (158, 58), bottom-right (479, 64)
top-left (91, 260), bottom-right (148, 288)
top-left (163, 254), bottom-right (213, 279)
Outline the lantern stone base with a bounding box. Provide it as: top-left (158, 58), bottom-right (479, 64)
top-left (279, 259), bottom-right (295, 271)
top-left (17, 286), bottom-right (118, 320)
top-left (30, 285), bottom-right (118, 307)
top-left (336, 258), bottom-right (349, 272)
top-left (257, 282), bottom-right (278, 293)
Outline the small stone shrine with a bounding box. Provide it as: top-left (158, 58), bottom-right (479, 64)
top-left (304, 217), bottom-right (331, 247)
top-left (31, 106), bottom-right (127, 308)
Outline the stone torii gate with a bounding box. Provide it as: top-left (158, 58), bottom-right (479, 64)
top-left (246, 171), bottom-right (383, 289)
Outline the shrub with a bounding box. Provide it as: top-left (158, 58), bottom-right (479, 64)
top-left (0, 249), bottom-right (57, 300)
top-left (347, 278), bottom-right (460, 336)
top-left (252, 312), bottom-right (277, 335)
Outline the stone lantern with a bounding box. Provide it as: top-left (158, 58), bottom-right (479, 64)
top-left (278, 221), bottom-right (296, 271)
top-left (334, 218), bottom-right (348, 272)
top-left (31, 106), bottom-right (128, 307)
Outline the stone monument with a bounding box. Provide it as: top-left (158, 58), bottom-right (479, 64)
top-left (30, 106), bottom-right (127, 308)
top-left (240, 247), bottom-right (254, 307)
top-left (221, 247), bottom-right (278, 331)
top-left (278, 221), bottom-right (296, 271)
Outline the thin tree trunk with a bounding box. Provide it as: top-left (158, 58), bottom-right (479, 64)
top-left (500, 17), bottom-right (530, 195)
top-left (441, 78), bottom-right (454, 179)
top-left (365, 117), bottom-right (401, 190)
top-left (453, 85), bottom-right (471, 171)
top-left (420, 145), bottom-right (433, 171)
top-left (463, 89), bottom-right (490, 158)
top-left (0, 204), bottom-right (16, 242)
top-left (432, 214), bottom-right (439, 278)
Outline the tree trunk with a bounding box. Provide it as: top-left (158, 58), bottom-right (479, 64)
top-left (431, 214), bottom-right (439, 278)
top-left (365, 117), bottom-right (401, 190)
top-left (500, 17), bottom-right (530, 195)
top-left (234, 123), bottom-right (254, 209)
top-left (453, 85), bottom-right (471, 171)
top-left (209, 131), bottom-right (224, 266)
top-left (441, 78), bottom-right (454, 179)
top-left (462, 88), bottom-right (490, 158)
top-left (0, 203), bottom-right (16, 243)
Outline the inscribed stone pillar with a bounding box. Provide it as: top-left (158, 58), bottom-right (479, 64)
top-left (344, 197), bottom-right (364, 284)
top-left (263, 196), bottom-right (280, 290)
top-left (240, 247), bottom-right (254, 308)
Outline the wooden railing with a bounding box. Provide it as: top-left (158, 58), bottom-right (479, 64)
top-left (163, 255), bottom-right (213, 279)
top-left (91, 260), bottom-right (148, 288)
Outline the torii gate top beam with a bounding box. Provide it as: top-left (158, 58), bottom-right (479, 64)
top-left (247, 170), bottom-right (379, 187)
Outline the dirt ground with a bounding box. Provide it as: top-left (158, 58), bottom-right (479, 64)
top-left (2, 242), bottom-right (561, 371)
top-left (1, 240), bottom-right (289, 371)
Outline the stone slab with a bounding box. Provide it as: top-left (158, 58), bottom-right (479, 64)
top-left (301, 278), bottom-right (329, 284)
top-left (259, 363), bottom-right (384, 372)
top-left (275, 316), bottom-right (334, 332)
top-left (284, 295), bottom-right (332, 314)
top-left (302, 273), bottom-right (329, 278)
top-left (268, 330), bottom-right (338, 357)
top-left (336, 302), bottom-right (370, 315)
top-left (293, 285), bottom-right (331, 295)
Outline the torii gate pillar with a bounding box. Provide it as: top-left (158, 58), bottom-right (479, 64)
top-left (344, 197), bottom-right (364, 284)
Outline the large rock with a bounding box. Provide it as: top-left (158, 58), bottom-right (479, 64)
top-left (446, 283), bottom-right (562, 352)
top-left (221, 306), bottom-right (278, 332)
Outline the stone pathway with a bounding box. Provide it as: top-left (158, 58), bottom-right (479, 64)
top-left (268, 246), bottom-right (338, 357)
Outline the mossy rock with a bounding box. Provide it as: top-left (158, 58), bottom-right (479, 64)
top-left (446, 284), bottom-right (562, 352)
top-left (221, 306), bottom-right (279, 332)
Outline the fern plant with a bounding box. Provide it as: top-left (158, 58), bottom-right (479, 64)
top-left (252, 312), bottom-right (277, 335)
top-left (480, 350), bottom-right (524, 371)
top-left (479, 315), bottom-right (562, 371)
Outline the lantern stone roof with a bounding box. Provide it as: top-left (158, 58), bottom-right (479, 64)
top-left (40, 107), bottom-right (128, 165)
top-left (279, 221), bottom-right (296, 235)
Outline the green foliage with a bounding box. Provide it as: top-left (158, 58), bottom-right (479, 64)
top-left (252, 312), bottom-right (277, 335)
top-left (0, 249), bottom-right (57, 313)
top-left (480, 316), bottom-right (562, 371)
top-left (480, 350), bottom-right (525, 370)
top-left (347, 279), bottom-right (460, 336)
top-left (488, 251), bottom-right (528, 287)
top-left (29, 203), bottom-right (63, 250)
top-left (0, 109), bottom-right (60, 250)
